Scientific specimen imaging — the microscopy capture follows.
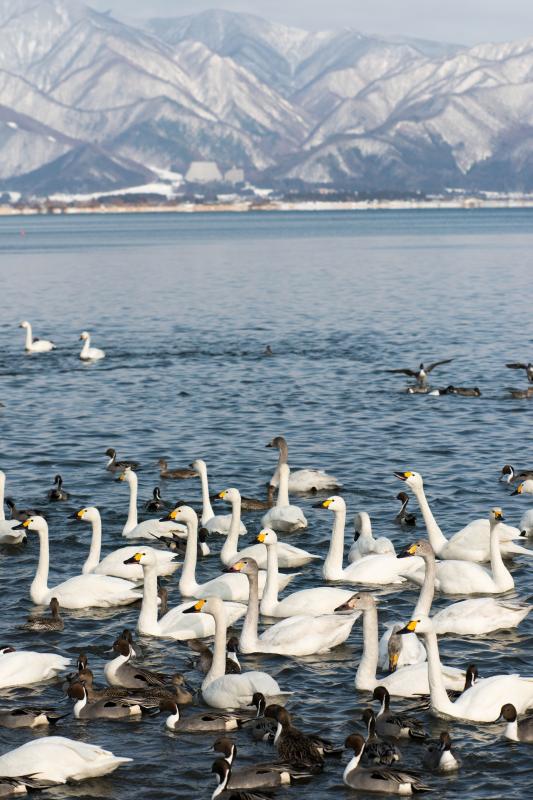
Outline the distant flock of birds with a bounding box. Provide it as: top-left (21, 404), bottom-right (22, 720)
top-left (0, 431), bottom-right (533, 798)
top-left (387, 358), bottom-right (533, 398)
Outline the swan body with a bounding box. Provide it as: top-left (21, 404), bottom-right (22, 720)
top-left (19, 516), bottom-right (142, 609)
top-left (267, 435), bottom-right (341, 492)
top-left (520, 509), bottom-right (533, 536)
top-left (514, 479), bottom-right (533, 495)
top-left (0, 472), bottom-right (26, 544)
top-left (75, 507), bottom-right (179, 580)
top-left (230, 558), bottom-right (360, 656)
top-left (0, 648), bottom-right (70, 689)
top-left (183, 597), bottom-right (286, 709)
top-left (0, 736), bottom-right (131, 783)
top-left (347, 511), bottom-right (395, 563)
top-left (261, 464), bottom-right (307, 533)
top-left (401, 617), bottom-right (533, 722)
top-left (193, 459), bottom-right (246, 535)
top-left (118, 468), bottom-right (186, 539)
top-left (79, 331), bottom-right (105, 361)
top-left (124, 550), bottom-right (245, 640)
top-left (318, 497), bottom-right (422, 585)
top-left (19, 321), bottom-right (55, 353)
top-left (218, 491), bottom-right (317, 568)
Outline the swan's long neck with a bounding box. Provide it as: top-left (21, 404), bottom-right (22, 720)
top-left (220, 497), bottom-right (242, 565)
top-left (80, 337), bottom-right (91, 357)
top-left (413, 552), bottom-right (436, 616)
top-left (138, 562), bottom-right (160, 633)
top-left (411, 483), bottom-right (448, 554)
top-left (204, 608), bottom-right (228, 689)
top-left (0, 473), bottom-right (5, 521)
top-left (82, 514), bottom-right (102, 573)
top-left (24, 324), bottom-right (32, 349)
top-left (490, 519), bottom-right (513, 590)
top-left (260, 541), bottom-right (280, 614)
top-left (323, 507), bottom-right (346, 580)
top-left (423, 628), bottom-right (455, 714)
top-left (31, 525), bottom-right (50, 604)
top-left (198, 466), bottom-right (214, 524)
top-left (240, 570), bottom-right (260, 652)
top-left (343, 751), bottom-right (363, 783)
top-left (356, 605), bottom-right (379, 688)
top-left (124, 474), bottom-right (138, 534)
top-left (277, 464), bottom-right (290, 507)
top-left (179, 517), bottom-right (199, 596)
top-left (270, 441), bottom-right (288, 486)
top-left (73, 691), bottom-right (88, 718)
top-left (356, 512), bottom-right (373, 541)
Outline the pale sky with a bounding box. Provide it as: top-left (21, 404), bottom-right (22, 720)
top-left (88, 1), bottom-right (533, 45)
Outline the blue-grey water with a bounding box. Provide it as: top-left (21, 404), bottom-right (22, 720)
top-left (0, 209), bottom-right (532, 799)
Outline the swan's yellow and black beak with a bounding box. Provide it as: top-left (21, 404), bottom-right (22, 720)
top-left (217, 490), bottom-right (227, 500)
top-left (257, 532), bottom-right (267, 543)
top-left (183, 599), bottom-right (206, 614)
top-left (124, 552), bottom-right (144, 565)
top-left (512, 484), bottom-right (523, 495)
top-left (398, 620), bottom-right (418, 634)
top-left (388, 652), bottom-right (400, 673)
top-left (228, 561), bottom-right (245, 573)
top-left (13, 518), bottom-right (32, 530)
top-left (394, 471), bottom-right (412, 481)
top-left (397, 543), bottom-right (418, 559)
top-left (313, 498), bottom-right (333, 509)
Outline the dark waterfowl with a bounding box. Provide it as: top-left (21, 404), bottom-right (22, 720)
top-left (388, 359), bottom-right (453, 385)
top-left (506, 387), bottom-right (533, 399)
top-left (4, 498), bottom-right (43, 521)
top-left (211, 759), bottom-right (273, 799)
top-left (394, 492), bottom-right (416, 526)
top-left (68, 682), bottom-right (141, 720)
top-left (343, 734), bottom-right (431, 793)
top-left (422, 731), bottom-right (459, 772)
top-left (213, 741), bottom-right (313, 789)
top-left (161, 701), bottom-right (244, 734)
top-left (447, 385), bottom-right (481, 397)
top-left (47, 475), bottom-right (69, 502)
top-left (187, 636), bottom-right (241, 675)
top-left (105, 448), bottom-right (139, 472)
top-left (239, 484), bottom-right (275, 512)
top-left (144, 487), bottom-right (168, 512)
top-left (372, 687), bottom-right (426, 740)
top-left (0, 706), bottom-right (68, 729)
top-left (361, 709), bottom-right (401, 766)
top-left (506, 361), bottom-right (533, 382)
top-left (244, 693), bottom-right (276, 742)
top-left (158, 459), bottom-right (197, 480)
top-left (500, 703), bottom-right (533, 742)
top-left (23, 597), bottom-right (63, 632)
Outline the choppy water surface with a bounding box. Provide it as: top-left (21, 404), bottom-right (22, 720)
top-left (0, 209), bottom-right (532, 799)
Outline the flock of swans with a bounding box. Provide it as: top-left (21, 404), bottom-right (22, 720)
top-left (0, 432), bottom-right (533, 798)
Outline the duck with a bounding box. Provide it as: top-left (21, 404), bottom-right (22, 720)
top-left (104, 639), bottom-right (191, 696)
top-left (210, 759), bottom-right (278, 799)
top-left (79, 331), bottom-right (105, 361)
top-left (229, 558), bottom-right (359, 656)
top-left (240, 485), bottom-right (275, 512)
top-left (16, 516), bottom-right (143, 609)
top-left (158, 459), bottom-right (197, 480)
top-left (0, 736), bottom-right (131, 784)
top-left (123, 549), bottom-right (246, 639)
top-left (169, 505), bottom-right (295, 603)
top-left (343, 733), bottom-right (431, 794)
top-left (372, 687), bottom-right (426, 739)
top-left (211, 748), bottom-right (312, 791)
top-left (0, 647), bottom-right (70, 689)
top-left (4, 497), bottom-right (43, 522)
top-left (398, 616), bottom-right (533, 721)
top-left (0, 706), bottom-right (67, 729)
top-left (395, 492), bottom-right (416, 526)
top-left (0, 472), bottom-right (26, 544)
top-left (144, 487), bottom-right (167, 512)
top-left (187, 636), bottom-right (241, 675)
top-left (156, 526), bottom-right (210, 558)
top-left (266, 435), bottom-right (341, 493)
top-left (347, 511), bottom-right (395, 562)
top-left (265, 706), bottom-right (324, 770)
top-left (507, 387), bottom-right (533, 399)
top-left (261, 463), bottom-right (307, 533)
top-left (499, 704), bottom-right (533, 742)
top-left (68, 682), bottom-right (141, 720)
top-left (118, 467), bottom-right (186, 539)
top-left (74, 506), bottom-right (179, 580)
top-left (446, 385), bottom-right (481, 397)
top-left (47, 474), bottom-right (69, 502)
top-left (255, 528), bottom-right (353, 617)
top-left (317, 497), bottom-right (422, 585)
top-left (406, 385), bottom-right (430, 394)
top-left (397, 539), bottom-right (530, 634)
top-left (183, 597), bottom-right (288, 709)
top-left (395, 471), bottom-right (527, 560)
top-left (23, 597), bottom-right (64, 632)
top-left (105, 448), bottom-right (139, 472)
top-left (512, 479), bottom-right (533, 495)
top-left (387, 359), bottom-right (453, 386)
top-left (161, 701), bottom-right (244, 733)
top-left (74, 667), bottom-right (188, 708)
top-left (192, 459), bottom-right (246, 535)
top-left (500, 465), bottom-right (533, 483)
top-left (506, 361), bottom-right (533, 382)
top-left (266, 704), bottom-right (342, 759)
top-left (422, 732), bottom-right (459, 772)
top-left (361, 709), bottom-right (401, 765)
top-left (334, 593), bottom-right (465, 696)
top-left (19, 321), bottom-right (55, 353)
top-left (245, 693), bottom-right (276, 742)
top-left (218, 490), bottom-right (317, 568)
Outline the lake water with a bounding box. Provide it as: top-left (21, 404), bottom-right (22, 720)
top-left (0, 208), bottom-right (532, 799)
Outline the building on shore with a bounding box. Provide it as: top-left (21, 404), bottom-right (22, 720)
top-left (185, 161), bottom-right (223, 183)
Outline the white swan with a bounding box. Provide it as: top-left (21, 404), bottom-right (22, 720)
top-left (79, 331), bottom-right (105, 361)
top-left (182, 596), bottom-right (288, 709)
top-left (0, 647), bottom-right (70, 689)
top-left (400, 616), bottom-right (533, 721)
top-left (395, 471), bottom-right (528, 560)
top-left (256, 528), bottom-right (354, 617)
top-left (19, 320), bottom-right (55, 353)
top-left (218, 490), bottom-right (317, 568)
top-left (0, 736), bottom-right (131, 783)
top-left (398, 539), bottom-right (530, 635)
top-left (75, 506), bottom-right (179, 580)
top-left (520, 509), bottom-right (533, 536)
top-left (19, 516), bottom-right (143, 609)
top-left (170, 506), bottom-right (295, 602)
top-left (513, 479), bottom-right (533, 495)
top-left (318, 497), bottom-right (423, 585)
top-left (335, 593), bottom-right (465, 696)
top-left (404, 508), bottom-right (516, 595)
top-left (347, 512), bottom-right (395, 563)
top-left (0, 470), bottom-right (26, 544)
top-left (261, 464), bottom-right (307, 533)
top-left (267, 435), bottom-right (341, 493)
top-left (118, 467), bottom-right (186, 539)
top-left (123, 550), bottom-right (245, 639)
top-left (230, 558), bottom-right (360, 656)
top-left (192, 459), bottom-right (245, 535)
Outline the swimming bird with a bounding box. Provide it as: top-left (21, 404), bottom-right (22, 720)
top-left (372, 687), bottom-right (427, 739)
top-left (512, 480), bottom-right (533, 495)
top-left (506, 361), bottom-right (533, 382)
top-left (68, 682), bottom-right (141, 720)
top-left (507, 387), bottom-right (533, 399)
top-left (210, 759), bottom-right (275, 799)
top-left (187, 636), bottom-right (241, 675)
top-left (447, 385), bottom-right (481, 397)
top-left (244, 693), bottom-right (277, 742)
top-left (0, 647), bottom-right (70, 689)
top-left (343, 733), bottom-right (431, 794)
top-left (347, 511), bottom-right (395, 562)
top-left (395, 492), bottom-right (416, 526)
top-left (19, 321), bottom-right (55, 353)
top-left (500, 465), bottom-right (533, 483)
top-left (72, 666), bottom-right (186, 708)
top-left (212, 742), bottom-right (313, 790)
top-left (240, 485), bottom-right (275, 512)
top-left (4, 498), bottom-right (43, 522)
top-left (261, 463), bottom-right (307, 532)
top-left (406, 385), bottom-right (430, 394)
top-left (387, 359), bottom-right (453, 386)
top-left (104, 639), bottom-right (190, 696)
top-left (158, 459), bottom-right (197, 480)
top-left (264, 345), bottom-right (273, 356)
top-left (499, 704), bottom-right (533, 742)
top-left (265, 706), bottom-right (324, 770)
top-left (361, 709), bottom-right (401, 765)
top-left (0, 472), bottom-right (26, 544)
top-left (144, 487), bottom-right (167, 512)
top-left (422, 732), bottom-right (459, 772)
top-left (79, 331), bottom-right (105, 361)
top-left (105, 448), bottom-right (139, 472)
top-left (119, 468), bottom-right (186, 539)
top-left (23, 597), bottom-right (64, 632)
top-left (192, 459), bottom-right (246, 535)
top-left (266, 435), bottom-right (341, 493)
top-left (0, 706), bottom-right (67, 729)
top-left (161, 700), bottom-right (244, 733)
top-left (47, 475), bottom-right (69, 502)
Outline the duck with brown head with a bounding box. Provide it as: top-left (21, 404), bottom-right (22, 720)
top-left (23, 597), bottom-right (63, 633)
top-left (422, 731), bottom-right (460, 772)
top-left (68, 682), bottom-right (141, 720)
top-left (343, 733), bottom-right (431, 793)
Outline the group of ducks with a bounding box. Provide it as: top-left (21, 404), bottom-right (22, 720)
top-left (18, 320), bottom-right (105, 360)
top-left (389, 357), bottom-right (533, 398)
top-left (0, 435), bottom-right (533, 798)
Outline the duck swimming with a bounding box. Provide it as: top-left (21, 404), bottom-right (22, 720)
top-left (158, 459), bottom-right (197, 480)
top-left (47, 475), bottom-right (69, 502)
top-left (105, 448), bottom-right (139, 472)
top-left (343, 733), bottom-right (431, 794)
top-left (23, 597), bottom-right (63, 632)
top-left (144, 487), bottom-right (167, 512)
top-left (395, 492), bottom-right (416, 526)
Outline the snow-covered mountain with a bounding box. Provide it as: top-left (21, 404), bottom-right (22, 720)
top-left (2, 0), bottom-right (533, 195)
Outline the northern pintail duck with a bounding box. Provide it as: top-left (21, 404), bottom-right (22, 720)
top-left (361, 709), bottom-right (401, 766)
top-left (23, 597), bottom-right (63, 632)
top-left (372, 687), bottom-right (426, 740)
top-left (158, 459), bottom-right (197, 480)
top-left (105, 448), bottom-right (139, 472)
top-left (422, 731), bottom-right (459, 772)
top-left (500, 703), bottom-right (533, 742)
top-left (343, 734), bottom-right (431, 794)
top-left (394, 492), bottom-right (416, 526)
top-left (47, 475), bottom-right (69, 502)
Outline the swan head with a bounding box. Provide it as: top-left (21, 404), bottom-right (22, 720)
top-left (117, 466), bottom-right (134, 482)
top-left (227, 557), bottom-right (258, 576)
top-left (190, 459), bottom-right (206, 474)
top-left (123, 550), bottom-right (157, 567)
top-left (164, 504), bottom-right (197, 525)
top-left (183, 596), bottom-right (225, 617)
top-left (257, 528), bottom-right (277, 545)
top-left (397, 615), bottom-right (433, 635)
top-left (394, 471), bottom-right (423, 489)
top-left (19, 320), bottom-right (30, 329)
top-left (266, 436), bottom-right (287, 451)
top-left (13, 515), bottom-right (47, 533)
top-left (335, 591), bottom-right (374, 613)
top-left (489, 507), bottom-right (504, 523)
top-left (500, 703), bottom-right (518, 722)
top-left (79, 331), bottom-right (89, 341)
top-left (73, 506), bottom-right (99, 523)
top-left (353, 511), bottom-right (371, 538)
top-left (216, 488), bottom-right (240, 504)
top-left (344, 733), bottom-right (366, 756)
top-left (313, 495), bottom-right (345, 512)
top-left (511, 481), bottom-right (533, 495)
top-left (397, 540), bottom-right (433, 559)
